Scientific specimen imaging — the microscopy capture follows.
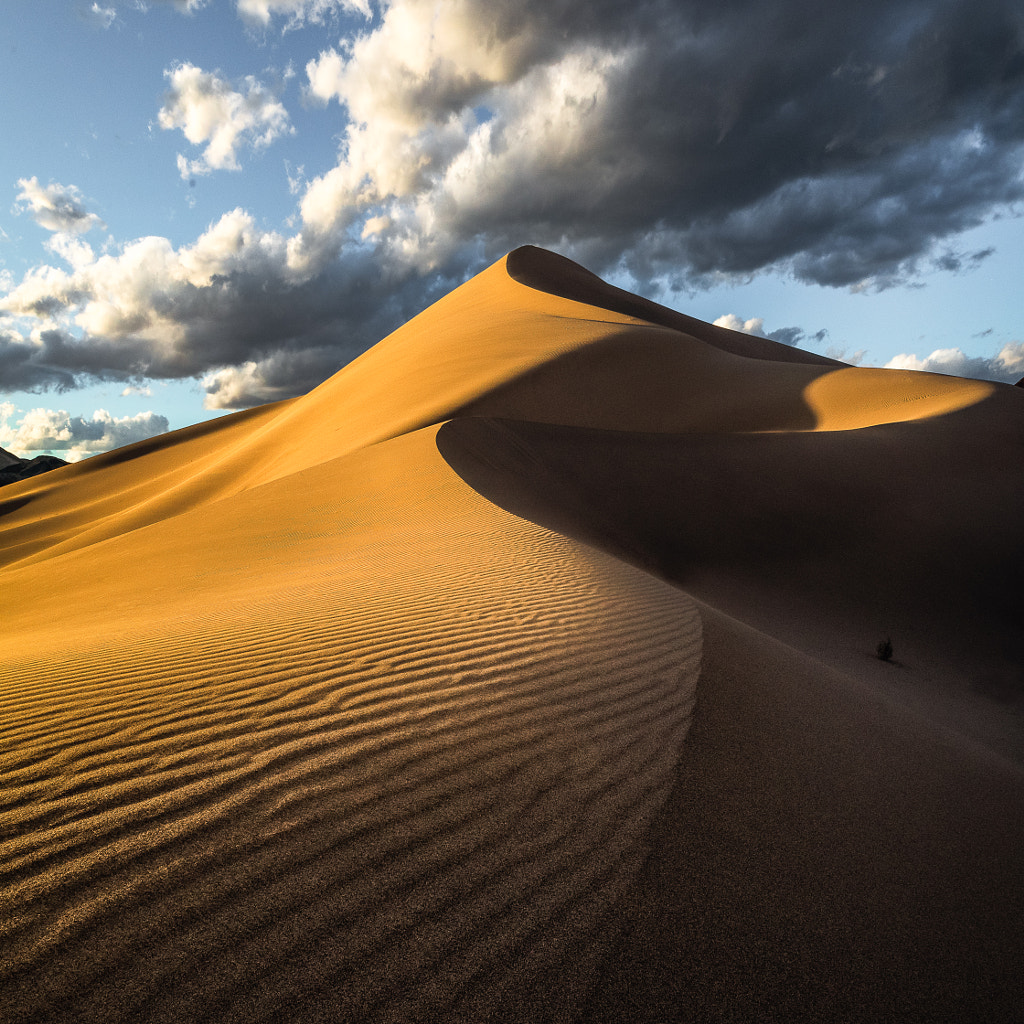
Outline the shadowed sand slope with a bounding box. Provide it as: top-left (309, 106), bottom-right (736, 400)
top-left (583, 605), bottom-right (1024, 1023)
top-left (438, 396), bottom-right (1024, 754)
top-left (2, 246), bottom-right (1023, 1022)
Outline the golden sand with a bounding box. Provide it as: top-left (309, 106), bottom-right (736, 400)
top-left (2, 246), bottom-right (1022, 1021)
top-left (2, 418), bottom-right (702, 1022)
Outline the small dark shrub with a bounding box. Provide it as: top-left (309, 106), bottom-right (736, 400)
top-left (876, 636), bottom-right (894, 662)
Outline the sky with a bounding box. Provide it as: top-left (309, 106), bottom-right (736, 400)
top-left (1, 0), bottom-right (1023, 460)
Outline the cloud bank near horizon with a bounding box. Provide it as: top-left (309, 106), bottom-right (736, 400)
top-left (0, 402), bottom-right (169, 462)
top-left (885, 342), bottom-right (1024, 381)
top-left (3, 0), bottom-right (1023, 414)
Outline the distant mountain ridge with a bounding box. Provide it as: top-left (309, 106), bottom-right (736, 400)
top-left (0, 446), bottom-right (68, 488)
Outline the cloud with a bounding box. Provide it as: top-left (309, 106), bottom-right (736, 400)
top-left (201, 348), bottom-right (344, 408)
top-left (82, 0), bottom-right (205, 19)
top-left (769, 327), bottom-right (824, 348)
top-left (303, 0), bottom-right (561, 122)
top-left (14, 178), bottom-right (105, 235)
top-left (712, 313), bottom-right (831, 350)
top-left (713, 314), bottom-right (828, 350)
top-left (158, 63), bottom-right (293, 178)
top-left (3, 0), bottom-right (1024, 409)
top-left (45, 234), bottom-right (96, 270)
top-left (0, 208), bottom-right (445, 405)
top-left (625, 132), bottom-right (1023, 292)
top-left (287, 0), bottom-right (1024, 292)
top-left (884, 342), bottom-right (1024, 383)
top-left (86, 3), bottom-right (117, 28)
top-left (713, 314), bottom-right (767, 336)
top-left (236, 0), bottom-right (370, 26)
top-left (0, 328), bottom-right (80, 392)
top-left (293, 31), bottom-right (637, 274)
top-left (148, 0), bottom-right (208, 10)
top-left (3, 208), bottom-right (296, 356)
top-left (826, 346), bottom-right (867, 366)
top-left (0, 405), bottom-right (169, 461)
top-left (931, 247), bottom-right (995, 274)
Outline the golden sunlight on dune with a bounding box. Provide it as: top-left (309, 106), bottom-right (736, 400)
top-left (2, 247), bottom-right (1022, 1022)
top-left (2, 427), bottom-right (700, 1023)
top-left (804, 364), bottom-right (994, 429)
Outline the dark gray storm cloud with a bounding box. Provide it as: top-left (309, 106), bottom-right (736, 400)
top-left (453, 0), bottom-right (1024, 289)
top-left (768, 326), bottom-right (828, 349)
top-left (0, 330), bottom-right (80, 391)
top-left (3, 0), bottom-right (1023, 408)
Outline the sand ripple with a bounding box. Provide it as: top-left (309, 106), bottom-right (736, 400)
top-left (0, 441), bottom-right (700, 1023)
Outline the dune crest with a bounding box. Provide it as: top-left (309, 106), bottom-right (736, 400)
top-left (3, 246), bottom-right (1023, 1021)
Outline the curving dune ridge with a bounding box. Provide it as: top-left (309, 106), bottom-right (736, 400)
top-left (2, 247), bottom-right (1023, 1022)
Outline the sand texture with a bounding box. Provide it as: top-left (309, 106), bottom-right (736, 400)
top-left (2, 246), bottom-right (1023, 1021)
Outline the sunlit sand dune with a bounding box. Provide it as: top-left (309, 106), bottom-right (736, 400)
top-left (2, 247), bottom-right (1022, 1021)
top-left (1, 424), bottom-right (700, 1023)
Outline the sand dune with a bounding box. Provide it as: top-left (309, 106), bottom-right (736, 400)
top-left (2, 246), bottom-right (1022, 1021)
top-left (1, 424), bottom-right (700, 1023)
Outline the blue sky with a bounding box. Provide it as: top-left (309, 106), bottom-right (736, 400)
top-left (1, 0), bottom-right (1022, 459)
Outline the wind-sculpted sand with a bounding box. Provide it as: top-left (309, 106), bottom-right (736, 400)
top-left (2, 426), bottom-right (701, 1023)
top-left (2, 247), bottom-right (1023, 1021)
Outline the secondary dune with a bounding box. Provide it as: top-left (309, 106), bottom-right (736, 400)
top-left (1, 246), bottom-right (1022, 1022)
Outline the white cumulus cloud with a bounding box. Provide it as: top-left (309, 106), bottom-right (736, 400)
top-left (294, 12), bottom-right (634, 274)
top-left (201, 346), bottom-right (346, 408)
top-left (995, 343), bottom-right (1024, 379)
top-left (0, 406), bottom-right (169, 461)
top-left (236, 0), bottom-right (370, 26)
top-left (713, 314), bottom-right (767, 336)
top-left (1, 208), bottom-right (291, 354)
top-left (202, 360), bottom-right (287, 409)
top-left (884, 342), bottom-right (1024, 383)
top-left (15, 177), bottom-right (105, 235)
top-left (45, 233), bottom-right (96, 270)
top-left (158, 63), bottom-right (293, 178)
top-left (304, 0), bottom-right (549, 123)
